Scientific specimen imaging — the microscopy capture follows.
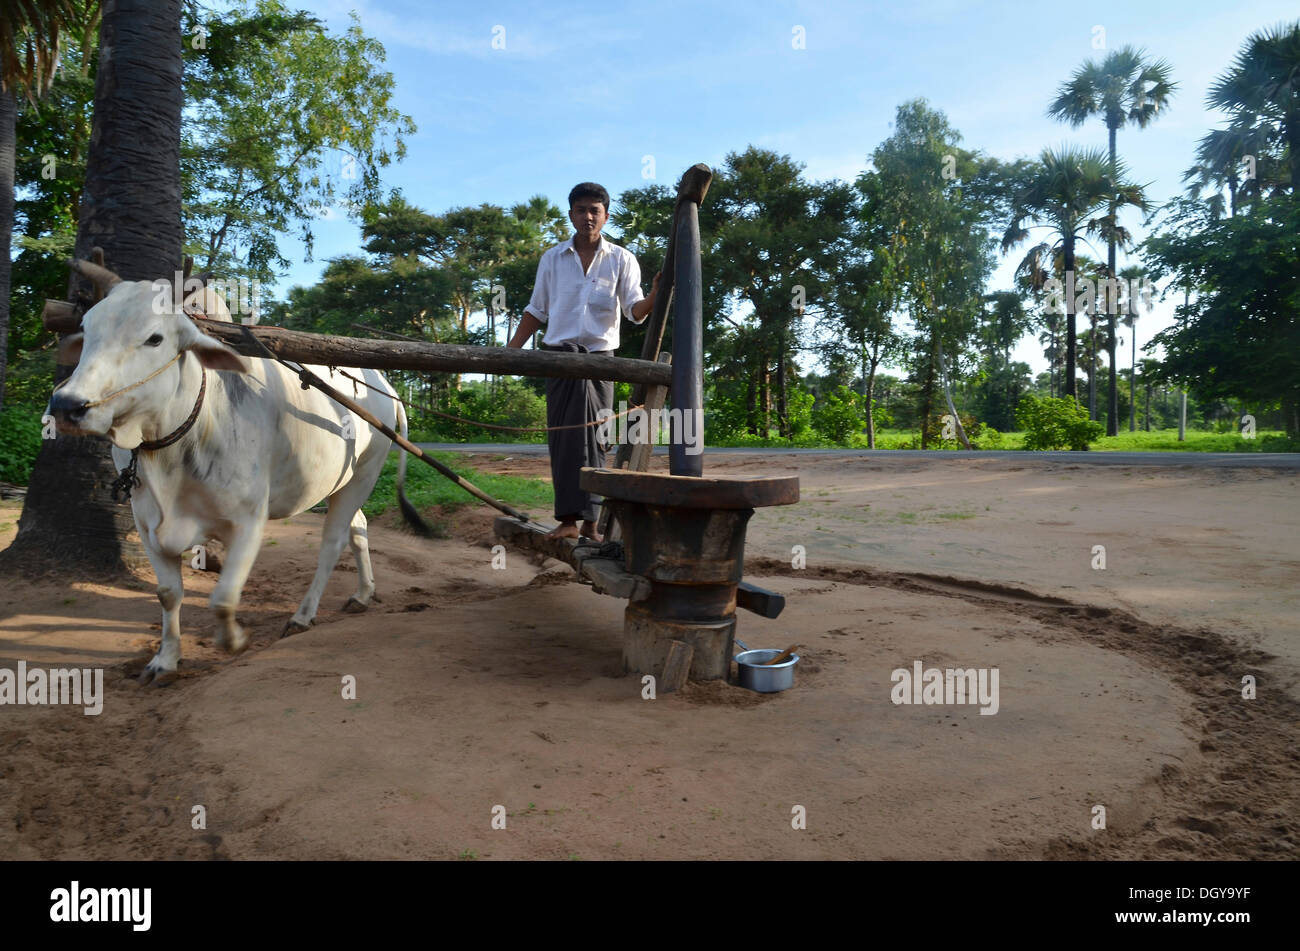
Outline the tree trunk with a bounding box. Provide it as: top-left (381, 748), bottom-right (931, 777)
top-left (936, 332), bottom-right (971, 450)
top-left (775, 333), bottom-right (788, 439)
top-left (745, 373), bottom-right (756, 435)
top-left (0, 88), bottom-right (13, 410)
top-left (1, 0), bottom-right (184, 578)
top-left (1106, 122), bottom-right (1119, 436)
top-left (1063, 240), bottom-right (1078, 404)
top-left (863, 340), bottom-right (878, 450)
top-left (1106, 317), bottom-right (1118, 433)
top-left (919, 333), bottom-right (937, 450)
top-left (1088, 315), bottom-right (1097, 419)
top-left (1129, 322), bottom-right (1137, 432)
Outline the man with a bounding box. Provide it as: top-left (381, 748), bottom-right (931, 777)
top-left (507, 182), bottom-right (659, 541)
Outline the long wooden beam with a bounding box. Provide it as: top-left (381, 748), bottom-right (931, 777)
top-left (192, 318), bottom-right (675, 387)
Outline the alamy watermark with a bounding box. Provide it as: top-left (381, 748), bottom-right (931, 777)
top-left (890, 660), bottom-right (999, 715)
top-left (596, 404), bottom-right (704, 456)
top-left (1042, 272), bottom-right (1154, 316)
top-left (50, 882), bottom-right (150, 931)
top-left (0, 662), bottom-right (103, 716)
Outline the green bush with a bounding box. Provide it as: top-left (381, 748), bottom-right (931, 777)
top-left (1015, 394), bottom-right (1104, 450)
top-left (812, 385), bottom-right (865, 443)
top-left (1256, 433), bottom-right (1300, 453)
top-left (0, 404), bottom-right (46, 485)
top-left (872, 403), bottom-right (894, 432)
top-left (415, 379), bottom-right (547, 443)
top-left (786, 387), bottom-right (814, 438)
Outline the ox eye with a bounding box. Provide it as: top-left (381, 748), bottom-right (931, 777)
top-left (144, 333), bottom-right (164, 347)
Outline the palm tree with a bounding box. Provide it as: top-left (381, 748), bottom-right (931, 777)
top-left (1203, 21), bottom-right (1300, 196)
top-left (1002, 145), bottom-right (1147, 406)
top-left (1183, 121), bottom-right (1283, 215)
top-left (1048, 45), bottom-right (1176, 435)
top-left (2, 0), bottom-right (184, 575)
top-left (0, 0), bottom-right (78, 409)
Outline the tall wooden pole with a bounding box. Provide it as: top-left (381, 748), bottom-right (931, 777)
top-left (670, 191), bottom-right (704, 476)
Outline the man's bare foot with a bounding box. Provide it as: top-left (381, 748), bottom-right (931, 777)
top-left (547, 521), bottom-right (581, 539)
top-left (579, 520), bottom-right (603, 543)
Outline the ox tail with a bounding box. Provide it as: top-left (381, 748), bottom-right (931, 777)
top-left (395, 399), bottom-right (435, 537)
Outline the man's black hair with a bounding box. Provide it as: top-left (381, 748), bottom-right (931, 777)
top-left (568, 182), bottom-right (610, 212)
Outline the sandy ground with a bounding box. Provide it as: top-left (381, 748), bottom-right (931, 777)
top-left (0, 451), bottom-right (1296, 860)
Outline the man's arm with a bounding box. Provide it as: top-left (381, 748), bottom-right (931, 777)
top-left (507, 311), bottom-right (543, 349)
top-left (509, 253), bottom-right (551, 348)
top-left (629, 272), bottom-right (660, 323)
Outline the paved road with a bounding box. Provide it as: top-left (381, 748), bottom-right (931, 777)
top-left (407, 443), bottom-right (1300, 468)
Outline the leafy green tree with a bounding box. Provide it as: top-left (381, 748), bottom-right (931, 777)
top-left (0, 0), bottom-right (82, 409)
top-left (864, 100), bottom-right (1004, 448)
top-left (9, 4), bottom-right (97, 403)
top-left (1048, 45), bottom-right (1176, 434)
top-left (707, 147), bottom-right (854, 439)
top-left (182, 0), bottom-right (414, 288)
top-left (1142, 194), bottom-right (1300, 436)
top-left (825, 179), bottom-right (901, 448)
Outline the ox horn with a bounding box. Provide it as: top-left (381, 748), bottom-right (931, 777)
top-left (69, 254), bottom-right (123, 294)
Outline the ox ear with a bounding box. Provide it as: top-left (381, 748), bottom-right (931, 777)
top-left (179, 320), bottom-right (248, 374)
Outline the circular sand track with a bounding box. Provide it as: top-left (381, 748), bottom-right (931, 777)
top-left (1, 506), bottom-right (1294, 860)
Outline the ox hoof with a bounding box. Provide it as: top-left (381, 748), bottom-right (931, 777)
top-left (342, 596), bottom-right (369, 614)
top-left (216, 625), bottom-right (249, 655)
top-left (138, 665), bottom-right (177, 687)
top-left (281, 618), bottom-right (314, 639)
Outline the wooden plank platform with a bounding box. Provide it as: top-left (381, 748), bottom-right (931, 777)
top-left (493, 518), bottom-right (650, 601)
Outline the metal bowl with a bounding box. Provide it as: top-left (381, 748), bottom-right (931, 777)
top-left (734, 649), bottom-right (800, 693)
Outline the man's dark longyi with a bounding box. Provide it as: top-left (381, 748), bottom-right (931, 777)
top-left (544, 342), bottom-right (613, 523)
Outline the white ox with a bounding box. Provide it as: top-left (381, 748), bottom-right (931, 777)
top-left (49, 260), bottom-right (424, 684)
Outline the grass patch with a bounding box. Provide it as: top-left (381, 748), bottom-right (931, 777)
top-left (1091, 429), bottom-right (1297, 452)
top-left (365, 450), bottom-right (553, 521)
top-left (710, 428), bottom-right (1296, 453)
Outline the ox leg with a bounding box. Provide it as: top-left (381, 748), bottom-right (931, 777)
top-left (284, 495), bottom-right (358, 636)
top-left (139, 543), bottom-right (185, 686)
top-left (209, 518), bottom-right (264, 654)
top-left (341, 508), bottom-right (377, 613)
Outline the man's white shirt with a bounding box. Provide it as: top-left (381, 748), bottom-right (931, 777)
top-left (524, 235), bottom-right (646, 351)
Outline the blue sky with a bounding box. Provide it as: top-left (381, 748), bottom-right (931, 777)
top-left (274, 0), bottom-right (1298, 376)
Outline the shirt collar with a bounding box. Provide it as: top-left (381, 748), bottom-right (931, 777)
top-left (562, 234), bottom-right (609, 255)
